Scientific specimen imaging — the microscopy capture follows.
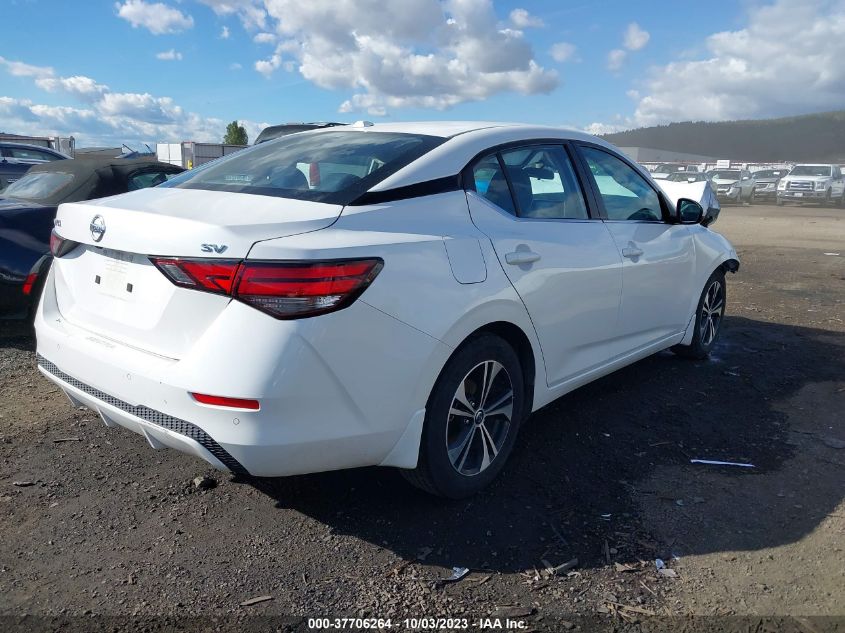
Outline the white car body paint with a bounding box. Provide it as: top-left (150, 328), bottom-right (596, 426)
top-left (35, 122), bottom-right (738, 478)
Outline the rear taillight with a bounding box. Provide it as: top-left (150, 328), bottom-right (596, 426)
top-left (149, 258), bottom-right (241, 295)
top-left (149, 257), bottom-right (382, 319)
top-left (234, 259), bottom-right (383, 319)
top-left (50, 230), bottom-right (78, 257)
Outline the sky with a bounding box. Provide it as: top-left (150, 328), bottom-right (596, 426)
top-left (2, 0), bottom-right (844, 148)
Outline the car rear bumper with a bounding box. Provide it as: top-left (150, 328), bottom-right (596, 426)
top-left (34, 267), bottom-right (448, 477)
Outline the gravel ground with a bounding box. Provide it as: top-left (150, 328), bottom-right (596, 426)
top-left (1, 203), bottom-right (843, 632)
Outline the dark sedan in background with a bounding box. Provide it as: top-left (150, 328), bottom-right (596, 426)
top-left (0, 142), bottom-right (70, 191)
top-left (751, 168), bottom-right (790, 203)
top-left (0, 158), bottom-right (183, 320)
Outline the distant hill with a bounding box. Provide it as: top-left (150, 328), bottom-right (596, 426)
top-left (602, 110), bottom-right (845, 163)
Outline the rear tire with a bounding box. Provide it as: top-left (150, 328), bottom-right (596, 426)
top-left (672, 269), bottom-right (727, 360)
top-left (401, 334), bottom-right (526, 498)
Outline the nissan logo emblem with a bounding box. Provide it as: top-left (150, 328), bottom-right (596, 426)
top-left (90, 215), bottom-right (106, 242)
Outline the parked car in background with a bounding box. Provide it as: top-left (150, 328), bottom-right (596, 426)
top-left (254, 122), bottom-right (345, 144)
top-left (651, 163), bottom-right (700, 180)
top-left (664, 171), bottom-right (713, 185)
top-left (751, 168), bottom-right (790, 203)
top-left (0, 158), bottom-right (183, 320)
top-left (0, 142), bottom-right (70, 191)
top-left (777, 164), bottom-right (845, 206)
top-left (708, 168), bottom-right (756, 204)
top-left (36, 122), bottom-right (738, 498)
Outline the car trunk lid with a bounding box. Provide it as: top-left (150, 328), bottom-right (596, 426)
top-left (51, 188), bottom-right (342, 359)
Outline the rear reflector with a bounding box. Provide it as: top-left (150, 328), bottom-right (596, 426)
top-left (234, 259), bottom-right (383, 319)
top-left (191, 393), bottom-right (260, 410)
top-left (150, 258), bottom-right (241, 295)
top-left (22, 273), bottom-right (38, 296)
top-left (150, 256), bottom-right (383, 319)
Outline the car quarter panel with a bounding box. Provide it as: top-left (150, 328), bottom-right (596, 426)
top-left (247, 190), bottom-right (548, 411)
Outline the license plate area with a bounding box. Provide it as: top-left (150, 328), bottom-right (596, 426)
top-left (96, 249), bottom-right (134, 300)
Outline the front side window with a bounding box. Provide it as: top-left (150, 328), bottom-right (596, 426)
top-left (581, 146), bottom-right (663, 222)
top-left (161, 131), bottom-right (445, 204)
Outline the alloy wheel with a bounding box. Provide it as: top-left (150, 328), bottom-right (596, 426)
top-left (700, 280), bottom-right (725, 346)
top-left (445, 360), bottom-right (514, 476)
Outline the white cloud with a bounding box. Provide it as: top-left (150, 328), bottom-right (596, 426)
top-left (583, 122), bottom-right (628, 135)
top-left (509, 8), bottom-right (543, 28)
top-left (0, 57), bottom-right (267, 146)
top-left (550, 42), bottom-right (576, 63)
top-left (623, 22), bottom-right (650, 51)
top-left (607, 49), bottom-right (626, 70)
top-left (197, 0), bottom-right (266, 29)
top-left (632, 0), bottom-right (845, 126)
top-left (155, 49), bottom-right (183, 61)
top-left (255, 54), bottom-right (283, 77)
top-left (229, 62), bottom-right (243, 70)
top-left (0, 57), bottom-right (54, 79)
top-left (253, 32), bottom-right (276, 44)
top-left (116, 0), bottom-right (193, 34)
top-left (254, 0), bottom-right (557, 114)
top-left (220, 25), bottom-right (230, 39)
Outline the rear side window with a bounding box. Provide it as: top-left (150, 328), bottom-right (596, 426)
top-left (500, 146), bottom-right (588, 219)
top-left (4, 147), bottom-right (61, 161)
top-left (127, 170), bottom-right (178, 191)
top-left (471, 154), bottom-right (516, 215)
top-left (161, 131), bottom-right (445, 205)
top-left (581, 146), bottom-right (663, 222)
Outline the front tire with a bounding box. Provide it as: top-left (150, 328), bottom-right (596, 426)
top-left (672, 270), bottom-right (727, 360)
top-left (402, 334), bottom-right (525, 498)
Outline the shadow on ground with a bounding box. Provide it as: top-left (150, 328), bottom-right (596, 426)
top-left (246, 315), bottom-right (845, 573)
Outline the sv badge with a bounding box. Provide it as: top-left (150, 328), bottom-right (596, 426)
top-left (201, 244), bottom-right (228, 254)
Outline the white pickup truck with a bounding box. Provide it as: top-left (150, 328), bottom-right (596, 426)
top-left (777, 164), bottom-right (845, 207)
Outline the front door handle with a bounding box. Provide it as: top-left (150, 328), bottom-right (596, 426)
top-left (505, 251), bottom-right (541, 265)
top-left (621, 246), bottom-right (644, 259)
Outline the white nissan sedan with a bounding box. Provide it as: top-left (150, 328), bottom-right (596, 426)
top-left (36, 122), bottom-right (738, 498)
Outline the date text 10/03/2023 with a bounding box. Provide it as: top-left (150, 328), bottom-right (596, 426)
top-left (307, 617), bottom-right (530, 630)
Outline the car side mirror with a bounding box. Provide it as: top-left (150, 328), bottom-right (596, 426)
top-left (677, 198), bottom-right (704, 224)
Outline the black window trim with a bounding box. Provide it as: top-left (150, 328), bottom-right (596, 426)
top-left (572, 141), bottom-right (675, 224)
top-left (461, 138), bottom-right (600, 222)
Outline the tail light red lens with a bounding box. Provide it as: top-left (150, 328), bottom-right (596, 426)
top-left (22, 273), bottom-right (38, 296)
top-left (150, 258), bottom-right (241, 295)
top-left (50, 230), bottom-right (78, 258)
top-left (191, 392), bottom-right (260, 410)
top-left (150, 256), bottom-right (382, 319)
top-left (234, 259), bottom-right (383, 319)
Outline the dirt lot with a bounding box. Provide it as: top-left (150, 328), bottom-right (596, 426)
top-left (1, 203), bottom-right (843, 631)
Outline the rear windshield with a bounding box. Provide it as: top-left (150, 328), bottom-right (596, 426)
top-left (3, 171), bottom-right (74, 202)
top-left (161, 131), bottom-right (446, 204)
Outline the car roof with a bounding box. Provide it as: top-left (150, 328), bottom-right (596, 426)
top-left (325, 121), bottom-right (620, 191)
top-left (14, 158), bottom-right (183, 206)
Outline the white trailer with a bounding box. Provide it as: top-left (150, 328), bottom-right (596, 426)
top-left (156, 141), bottom-right (247, 169)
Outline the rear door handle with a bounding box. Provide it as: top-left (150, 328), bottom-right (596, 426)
top-left (621, 246), bottom-right (644, 259)
top-left (505, 251), bottom-right (541, 265)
